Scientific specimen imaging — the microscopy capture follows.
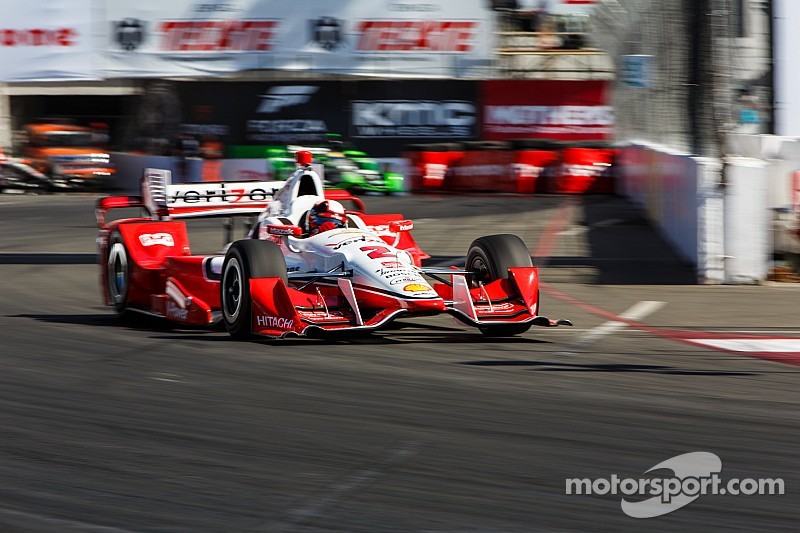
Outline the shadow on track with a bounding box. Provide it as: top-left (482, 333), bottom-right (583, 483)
top-left (0, 252), bottom-right (96, 265)
top-left (14, 314), bottom-right (553, 346)
top-left (459, 360), bottom-right (759, 376)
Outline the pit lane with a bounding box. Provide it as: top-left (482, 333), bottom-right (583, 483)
top-left (0, 193), bottom-right (797, 531)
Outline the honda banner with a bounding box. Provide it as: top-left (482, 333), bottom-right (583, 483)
top-left (481, 80), bottom-right (613, 141)
top-left (105, 0), bottom-right (493, 78)
top-left (0, 0), bottom-right (96, 81)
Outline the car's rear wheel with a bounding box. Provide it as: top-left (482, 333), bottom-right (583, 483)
top-left (221, 240), bottom-right (287, 339)
top-left (107, 231), bottom-right (131, 316)
top-left (465, 234), bottom-right (534, 337)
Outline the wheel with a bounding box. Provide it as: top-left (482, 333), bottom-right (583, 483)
top-left (465, 234), bottom-right (534, 337)
top-left (107, 231), bottom-right (131, 316)
top-left (220, 240), bottom-right (287, 339)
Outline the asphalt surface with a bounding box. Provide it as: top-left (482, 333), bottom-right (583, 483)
top-left (0, 192), bottom-right (798, 532)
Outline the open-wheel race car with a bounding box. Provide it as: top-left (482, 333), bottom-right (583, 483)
top-left (96, 151), bottom-right (571, 339)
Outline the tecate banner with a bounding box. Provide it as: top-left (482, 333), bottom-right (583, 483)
top-left (481, 80), bottom-right (613, 141)
top-left (105, 0), bottom-right (494, 78)
top-left (0, 0), bottom-right (96, 81)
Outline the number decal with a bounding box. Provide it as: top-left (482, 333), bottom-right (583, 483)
top-left (360, 245), bottom-right (393, 259)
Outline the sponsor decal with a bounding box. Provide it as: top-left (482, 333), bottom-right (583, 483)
top-left (474, 302), bottom-right (516, 313)
top-left (158, 20), bottom-right (278, 52)
top-left (268, 226), bottom-right (297, 235)
top-left (0, 27), bottom-right (78, 47)
top-left (375, 265), bottom-right (422, 281)
top-left (310, 17), bottom-right (344, 51)
top-left (452, 164), bottom-right (510, 177)
top-left (355, 20), bottom-right (477, 52)
top-left (484, 105), bottom-right (613, 127)
top-left (389, 277), bottom-right (423, 285)
top-left (351, 100), bottom-right (475, 138)
top-left (166, 300), bottom-right (188, 320)
top-left (256, 86), bottom-right (319, 114)
top-left (139, 233), bottom-right (175, 247)
top-left (381, 261), bottom-right (404, 268)
top-left (391, 221), bottom-right (414, 232)
top-left (246, 119), bottom-right (328, 143)
top-left (168, 183), bottom-right (273, 205)
top-left (193, 3), bottom-right (240, 13)
top-left (403, 283), bottom-right (430, 292)
top-left (256, 315), bottom-right (294, 329)
top-left (326, 234), bottom-right (383, 250)
top-left (299, 310), bottom-right (346, 322)
top-left (388, 2), bottom-right (441, 12)
top-left (114, 18), bottom-right (145, 51)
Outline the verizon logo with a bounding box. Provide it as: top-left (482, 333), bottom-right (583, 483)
top-left (355, 20), bottom-right (476, 52)
top-left (158, 20), bottom-right (277, 51)
top-left (257, 86), bottom-right (319, 113)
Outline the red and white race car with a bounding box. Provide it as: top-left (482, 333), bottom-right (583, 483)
top-left (96, 151), bottom-right (570, 338)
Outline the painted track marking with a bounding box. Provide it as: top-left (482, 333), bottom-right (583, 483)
top-left (535, 200), bottom-right (800, 366)
top-left (557, 300), bottom-right (665, 356)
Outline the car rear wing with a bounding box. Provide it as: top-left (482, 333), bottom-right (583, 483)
top-left (96, 166), bottom-right (366, 228)
top-left (96, 168), bottom-right (284, 227)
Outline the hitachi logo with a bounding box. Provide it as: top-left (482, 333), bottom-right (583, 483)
top-left (256, 315), bottom-right (294, 329)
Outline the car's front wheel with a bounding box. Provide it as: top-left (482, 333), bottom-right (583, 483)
top-left (465, 234), bottom-right (534, 337)
top-left (221, 240), bottom-right (287, 339)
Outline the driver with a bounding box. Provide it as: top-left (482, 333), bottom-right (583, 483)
top-left (307, 200), bottom-right (347, 236)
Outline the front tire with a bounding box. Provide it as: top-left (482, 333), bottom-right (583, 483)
top-left (221, 240), bottom-right (287, 339)
top-left (466, 234), bottom-right (534, 337)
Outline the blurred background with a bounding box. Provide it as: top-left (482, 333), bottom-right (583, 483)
top-left (0, 0), bottom-right (796, 284)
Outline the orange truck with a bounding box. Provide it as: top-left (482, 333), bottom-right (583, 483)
top-left (23, 123), bottom-right (115, 189)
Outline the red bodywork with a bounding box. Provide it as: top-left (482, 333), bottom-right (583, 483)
top-left (97, 194), bottom-right (550, 338)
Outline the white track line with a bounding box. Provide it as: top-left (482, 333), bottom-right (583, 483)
top-left (690, 339), bottom-right (800, 353)
top-left (556, 300), bottom-right (666, 356)
top-left (278, 440), bottom-right (420, 527)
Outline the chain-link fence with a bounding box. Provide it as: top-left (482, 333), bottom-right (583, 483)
top-left (590, 0), bottom-right (752, 158)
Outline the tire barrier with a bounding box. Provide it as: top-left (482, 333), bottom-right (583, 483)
top-left (404, 140), bottom-right (617, 194)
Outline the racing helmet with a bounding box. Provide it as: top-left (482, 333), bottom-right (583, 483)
top-left (308, 200), bottom-right (347, 235)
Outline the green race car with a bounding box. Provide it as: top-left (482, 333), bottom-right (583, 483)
top-left (230, 135), bottom-right (404, 194)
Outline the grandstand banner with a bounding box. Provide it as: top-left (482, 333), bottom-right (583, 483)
top-left (165, 80), bottom-right (479, 156)
top-left (104, 0), bottom-right (493, 78)
top-left (0, 0), bottom-right (96, 81)
top-left (481, 80), bottom-right (613, 141)
top-left (175, 80), bottom-right (346, 147)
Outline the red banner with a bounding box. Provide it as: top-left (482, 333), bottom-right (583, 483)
top-left (481, 80), bottom-right (612, 142)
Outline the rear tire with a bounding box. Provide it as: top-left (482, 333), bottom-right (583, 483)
top-left (221, 240), bottom-right (287, 339)
top-left (107, 231), bottom-right (131, 316)
top-left (466, 234), bottom-right (534, 337)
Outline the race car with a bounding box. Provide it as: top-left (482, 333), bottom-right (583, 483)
top-left (96, 151), bottom-right (570, 339)
top-left (262, 134), bottom-right (405, 195)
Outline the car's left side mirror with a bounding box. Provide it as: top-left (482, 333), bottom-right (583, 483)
top-left (389, 220), bottom-right (413, 232)
top-left (267, 224), bottom-right (302, 236)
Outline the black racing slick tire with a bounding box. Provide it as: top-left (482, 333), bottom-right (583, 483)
top-left (107, 231), bottom-right (131, 316)
top-left (220, 240), bottom-right (288, 339)
top-left (465, 234), bottom-right (534, 337)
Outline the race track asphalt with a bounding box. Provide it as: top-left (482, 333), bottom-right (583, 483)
top-left (0, 192), bottom-right (797, 532)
